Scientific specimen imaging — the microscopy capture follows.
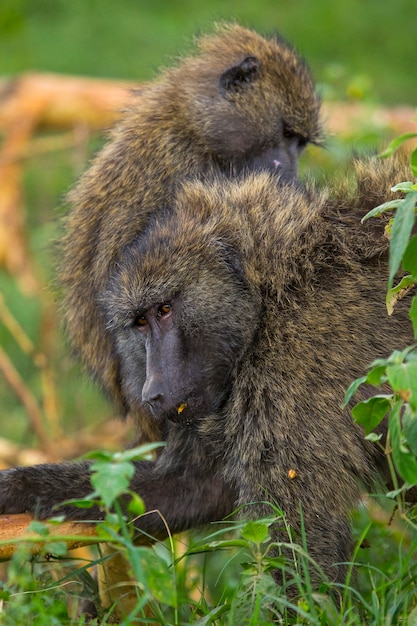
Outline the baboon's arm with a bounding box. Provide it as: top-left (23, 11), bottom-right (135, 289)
top-left (0, 455), bottom-right (235, 537)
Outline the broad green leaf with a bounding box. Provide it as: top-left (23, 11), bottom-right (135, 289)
top-left (389, 401), bottom-right (417, 485)
top-left (241, 521), bottom-right (270, 545)
top-left (28, 521), bottom-right (50, 536)
top-left (44, 542), bottom-right (68, 557)
top-left (403, 234), bottom-right (417, 276)
top-left (388, 274), bottom-right (417, 295)
top-left (410, 294), bottom-right (417, 339)
top-left (91, 460), bottom-right (135, 509)
top-left (186, 539), bottom-right (249, 554)
top-left (361, 199), bottom-right (402, 223)
top-left (378, 133), bottom-right (417, 158)
top-left (386, 274), bottom-right (417, 315)
top-left (366, 365), bottom-right (388, 386)
top-left (369, 356), bottom-right (392, 368)
top-left (84, 450), bottom-right (114, 461)
top-left (386, 484), bottom-right (409, 499)
top-left (127, 492), bottom-right (146, 516)
top-left (411, 147), bottom-right (417, 178)
top-left (136, 546), bottom-right (177, 607)
top-left (343, 375), bottom-right (367, 406)
top-left (386, 346), bottom-right (417, 364)
top-left (95, 524), bottom-right (117, 541)
top-left (391, 182), bottom-right (417, 193)
top-left (352, 396), bottom-right (391, 434)
top-left (387, 360), bottom-right (417, 410)
top-left (403, 405), bottom-right (417, 456)
top-left (388, 193), bottom-right (417, 288)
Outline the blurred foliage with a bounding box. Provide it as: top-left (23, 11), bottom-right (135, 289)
top-left (0, 0), bottom-right (416, 105)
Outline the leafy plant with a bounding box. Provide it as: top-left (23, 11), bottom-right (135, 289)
top-left (345, 127), bottom-right (417, 511)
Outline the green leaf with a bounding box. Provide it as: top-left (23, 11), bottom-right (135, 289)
top-left (361, 199), bottom-right (402, 223)
top-left (387, 346), bottom-right (417, 365)
top-left (403, 234), bottom-right (417, 276)
top-left (95, 524), bottom-right (117, 542)
top-left (28, 521), bottom-right (50, 536)
top-left (84, 450), bottom-right (115, 462)
top-left (386, 274), bottom-right (417, 315)
top-left (241, 521), bottom-right (270, 545)
top-left (366, 365), bottom-right (388, 386)
top-left (91, 460), bottom-right (135, 509)
top-left (127, 492), bottom-right (146, 516)
top-left (378, 133), bottom-right (417, 158)
top-left (389, 401), bottom-right (417, 485)
top-left (388, 193), bottom-right (417, 288)
top-left (44, 542), bottom-right (68, 557)
top-left (391, 182), bottom-right (417, 193)
top-left (352, 396), bottom-right (391, 434)
top-left (411, 147), bottom-right (417, 178)
top-left (403, 405), bottom-right (417, 456)
top-left (386, 484), bottom-right (409, 499)
top-left (343, 375), bottom-right (367, 407)
top-left (365, 432), bottom-right (383, 442)
top-left (387, 360), bottom-right (417, 410)
top-left (136, 546), bottom-right (177, 607)
top-left (410, 295), bottom-right (417, 339)
top-left (187, 539), bottom-right (249, 554)
top-left (59, 498), bottom-right (97, 509)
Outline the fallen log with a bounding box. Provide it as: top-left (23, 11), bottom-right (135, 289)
top-left (0, 512), bottom-right (99, 561)
top-left (0, 512), bottom-right (148, 618)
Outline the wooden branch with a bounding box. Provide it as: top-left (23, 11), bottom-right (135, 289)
top-left (0, 513), bottom-right (99, 561)
top-left (0, 73), bottom-right (134, 293)
top-left (0, 348), bottom-right (51, 453)
top-left (0, 72), bottom-right (134, 135)
top-left (0, 512), bottom-right (150, 617)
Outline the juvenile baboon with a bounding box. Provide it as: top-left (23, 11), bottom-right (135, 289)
top-left (59, 23), bottom-right (322, 438)
top-left (0, 156), bottom-right (414, 585)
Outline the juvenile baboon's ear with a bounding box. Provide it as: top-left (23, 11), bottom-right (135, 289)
top-left (219, 56), bottom-right (261, 97)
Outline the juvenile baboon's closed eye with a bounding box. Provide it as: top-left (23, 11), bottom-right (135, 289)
top-left (283, 123), bottom-right (308, 149)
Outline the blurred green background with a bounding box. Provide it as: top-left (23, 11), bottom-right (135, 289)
top-left (1, 0), bottom-right (416, 103)
top-left (0, 0), bottom-right (416, 449)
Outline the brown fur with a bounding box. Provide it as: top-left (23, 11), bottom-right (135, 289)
top-left (0, 155), bottom-right (414, 592)
top-left (58, 23), bottom-right (322, 439)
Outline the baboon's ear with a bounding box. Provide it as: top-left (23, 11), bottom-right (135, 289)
top-left (219, 56), bottom-right (261, 97)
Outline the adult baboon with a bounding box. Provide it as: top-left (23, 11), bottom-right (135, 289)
top-left (59, 23), bottom-right (322, 438)
top-left (0, 156), bottom-right (414, 585)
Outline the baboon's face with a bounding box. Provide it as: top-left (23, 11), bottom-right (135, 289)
top-left (190, 54), bottom-right (319, 183)
top-left (103, 233), bottom-right (259, 426)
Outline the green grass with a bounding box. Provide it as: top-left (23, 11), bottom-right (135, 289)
top-left (1, 494), bottom-right (416, 624)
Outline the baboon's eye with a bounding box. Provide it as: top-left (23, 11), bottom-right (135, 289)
top-left (134, 314), bottom-right (147, 327)
top-left (158, 303), bottom-right (172, 317)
